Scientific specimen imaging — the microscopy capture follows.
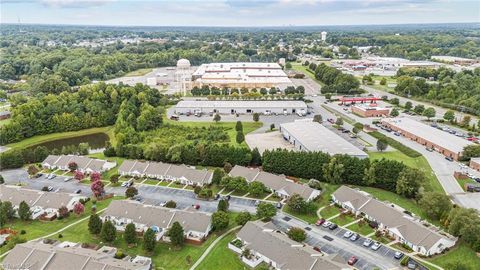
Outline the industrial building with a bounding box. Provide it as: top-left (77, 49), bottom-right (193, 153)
top-left (381, 118), bottom-right (473, 160)
top-left (191, 62), bottom-right (292, 89)
top-left (279, 121), bottom-right (368, 158)
top-left (174, 100), bottom-right (307, 115)
top-left (431, 55), bottom-right (478, 66)
top-left (351, 104), bottom-right (390, 117)
top-left (469, 158), bottom-right (480, 172)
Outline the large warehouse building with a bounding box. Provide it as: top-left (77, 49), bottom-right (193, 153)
top-left (381, 118), bottom-right (473, 160)
top-left (279, 121), bottom-right (368, 158)
top-left (175, 100), bottom-right (307, 115)
top-left (191, 62), bottom-right (292, 89)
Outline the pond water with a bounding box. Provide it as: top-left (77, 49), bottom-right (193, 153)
top-left (29, 133), bottom-right (110, 151)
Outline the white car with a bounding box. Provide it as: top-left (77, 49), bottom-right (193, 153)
top-left (363, 239), bottom-right (373, 247)
top-left (371, 241), bottom-right (381, 251)
top-left (322, 221), bottom-right (332, 228)
top-left (343, 231), bottom-right (353, 238)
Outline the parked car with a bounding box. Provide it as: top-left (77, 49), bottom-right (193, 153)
top-left (254, 200), bottom-right (260, 206)
top-left (394, 132), bottom-right (401, 136)
top-left (214, 194), bottom-right (220, 200)
top-left (426, 147), bottom-right (434, 152)
top-left (363, 239), bottom-right (373, 247)
top-left (170, 115), bottom-right (179, 121)
top-left (347, 256), bottom-right (358, 266)
top-left (407, 261), bottom-right (417, 269)
top-left (343, 231), bottom-right (353, 238)
top-left (47, 174), bottom-right (56, 180)
top-left (315, 218), bottom-right (326, 226)
top-left (193, 204), bottom-right (200, 210)
top-left (349, 233), bottom-right (359, 241)
top-left (371, 242), bottom-right (381, 251)
top-left (328, 223), bottom-right (338, 230)
top-left (75, 189), bottom-right (82, 194)
top-left (313, 246), bottom-right (321, 252)
top-left (64, 177), bottom-right (73, 182)
top-left (276, 202), bottom-right (283, 209)
top-left (322, 221), bottom-right (332, 228)
top-left (225, 195), bottom-right (231, 201)
top-left (445, 156), bottom-right (454, 162)
top-left (394, 251), bottom-right (404, 259)
top-left (47, 186), bottom-right (54, 192)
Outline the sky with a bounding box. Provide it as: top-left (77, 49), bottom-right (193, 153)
top-left (1, 0), bottom-right (479, 27)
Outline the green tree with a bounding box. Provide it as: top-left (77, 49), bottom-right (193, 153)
top-left (101, 220), bottom-right (116, 242)
top-left (396, 167), bottom-right (424, 198)
top-left (211, 211), bottom-right (229, 231)
top-left (250, 147), bottom-right (262, 166)
top-left (443, 110), bottom-right (455, 122)
top-left (335, 118), bottom-right (344, 126)
top-left (1, 201), bottom-right (14, 220)
top-left (213, 113), bottom-right (221, 122)
top-left (390, 108), bottom-right (399, 117)
top-left (313, 114), bottom-right (323, 123)
top-left (414, 104), bottom-right (425, 114)
top-left (256, 202), bottom-right (277, 221)
top-left (253, 113), bottom-right (260, 122)
top-left (0, 206), bottom-right (7, 227)
top-left (376, 138), bottom-right (388, 152)
top-left (211, 168), bottom-right (224, 185)
top-left (390, 98), bottom-right (400, 105)
top-left (236, 131), bottom-right (245, 144)
top-left (88, 214), bottom-right (103, 235)
top-left (286, 194), bottom-right (311, 214)
top-left (285, 62), bottom-right (292, 69)
top-left (462, 145), bottom-right (480, 159)
top-left (125, 186), bottom-right (138, 198)
top-left (419, 192), bottom-right (452, 220)
top-left (235, 121), bottom-right (243, 132)
top-left (165, 200), bottom-right (177, 208)
top-left (217, 199), bottom-right (229, 212)
top-left (287, 227), bottom-right (306, 242)
top-left (379, 78), bottom-right (387, 85)
top-left (143, 228), bottom-right (156, 252)
top-left (124, 223), bottom-right (137, 245)
top-left (110, 174), bottom-right (120, 185)
top-left (168, 221), bottom-right (185, 247)
top-left (249, 181), bottom-right (267, 197)
top-left (270, 123), bottom-right (275, 130)
top-left (404, 101), bottom-right (413, 111)
top-left (235, 211), bottom-right (252, 226)
top-left (322, 157), bottom-right (344, 184)
top-left (422, 107), bottom-right (436, 120)
top-left (18, 201), bottom-right (31, 221)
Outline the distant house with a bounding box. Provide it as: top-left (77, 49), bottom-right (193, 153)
top-left (118, 160), bottom-right (213, 186)
top-left (230, 221), bottom-right (346, 269)
top-left (229, 165), bottom-right (320, 201)
top-left (2, 240), bottom-right (151, 270)
top-left (42, 154), bottom-right (116, 173)
top-left (102, 200), bottom-right (212, 243)
top-left (0, 185), bottom-right (86, 219)
top-left (332, 186), bottom-right (457, 256)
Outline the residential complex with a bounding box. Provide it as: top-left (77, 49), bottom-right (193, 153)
top-left (351, 104), bottom-right (390, 117)
top-left (0, 185), bottom-right (86, 220)
top-left (230, 220), bottom-right (347, 269)
top-left (118, 159), bottom-right (213, 186)
top-left (191, 62), bottom-right (292, 89)
top-left (332, 186), bottom-right (457, 256)
top-left (102, 200), bottom-right (212, 242)
top-left (381, 118), bottom-right (473, 160)
top-left (1, 240), bottom-right (151, 270)
top-left (229, 165), bottom-right (320, 201)
top-left (279, 121), bottom-right (368, 158)
top-left (42, 155), bottom-right (116, 173)
top-left (174, 100), bottom-right (307, 115)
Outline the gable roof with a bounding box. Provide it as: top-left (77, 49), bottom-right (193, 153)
top-left (332, 186), bottom-right (456, 251)
top-left (0, 185), bottom-right (83, 209)
top-left (42, 155), bottom-right (110, 172)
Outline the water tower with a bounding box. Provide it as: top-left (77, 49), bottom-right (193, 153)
top-left (321, 31), bottom-right (327, 42)
top-left (175, 58), bottom-right (192, 96)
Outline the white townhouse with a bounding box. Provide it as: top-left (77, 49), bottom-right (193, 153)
top-left (42, 154), bottom-right (116, 173)
top-left (332, 186), bottom-right (457, 256)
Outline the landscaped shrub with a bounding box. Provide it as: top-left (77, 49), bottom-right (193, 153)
top-left (20, 230), bottom-right (26, 235)
top-left (58, 234), bottom-right (63, 238)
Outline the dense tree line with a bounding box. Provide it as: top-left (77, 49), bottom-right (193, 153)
top-left (313, 63), bottom-right (361, 94)
top-left (0, 82), bottom-right (163, 145)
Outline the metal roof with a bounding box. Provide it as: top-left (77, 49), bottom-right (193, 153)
top-left (176, 100), bottom-right (307, 109)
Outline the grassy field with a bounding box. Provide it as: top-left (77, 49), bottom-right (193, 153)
top-left (283, 202), bottom-right (320, 224)
top-left (427, 242), bottom-right (480, 270)
top-left (57, 211), bottom-right (240, 270)
top-left (0, 118), bottom-right (11, 127)
top-left (319, 205), bottom-right (340, 219)
top-left (330, 214), bottom-right (358, 226)
top-left (346, 221), bottom-right (375, 236)
top-left (368, 150), bottom-right (443, 193)
top-left (289, 62), bottom-right (325, 86)
top-left (124, 68), bottom-right (152, 77)
top-left (6, 126), bottom-right (116, 149)
top-left (196, 230), bottom-right (245, 270)
top-left (0, 197), bottom-right (116, 255)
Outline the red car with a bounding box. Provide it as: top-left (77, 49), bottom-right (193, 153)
top-left (348, 256), bottom-right (358, 266)
top-left (313, 246), bottom-right (321, 252)
top-left (315, 218), bottom-right (326, 226)
top-left (467, 137), bottom-right (478, 142)
top-left (193, 204), bottom-right (200, 210)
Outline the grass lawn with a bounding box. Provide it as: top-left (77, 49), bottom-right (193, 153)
top-left (289, 63), bottom-right (325, 86)
top-left (171, 182), bottom-right (186, 189)
top-left (368, 150), bottom-right (443, 193)
top-left (0, 197), bottom-right (117, 255)
top-left (319, 205), bottom-right (340, 219)
top-left (158, 181), bottom-right (170, 187)
top-left (246, 191), bottom-right (271, 199)
top-left (231, 190), bottom-right (248, 197)
top-left (0, 118), bottom-right (11, 127)
top-left (266, 195), bottom-right (282, 202)
top-left (346, 222), bottom-right (375, 236)
top-left (57, 211), bottom-right (240, 270)
top-left (392, 243), bottom-right (414, 253)
top-left (456, 178), bottom-right (477, 191)
top-left (372, 234), bottom-right (393, 244)
top-left (330, 214), bottom-right (358, 226)
top-left (124, 68), bottom-right (152, 77)
top-left (357, 186), bottom-right (440, 226)
top-left (6, 126), bottom-right (115, 149)
top-left (144, 179), bottom-right (159, 185)
top-left (196, 230), bottom-right (245, 270)
top-left (317, 183), bottom-right (340, 207)
top-left (427, 242), bottom-right (480, 270)
top-left (206, 184), bottom-right (222, 195)
top-left (283, 202), bottom-right (320, 224)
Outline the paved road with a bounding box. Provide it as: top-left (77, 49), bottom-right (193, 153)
top-left (273, 212), bottom-right (402, 270)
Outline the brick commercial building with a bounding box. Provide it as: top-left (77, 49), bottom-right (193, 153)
top-left (469, 158), bottom-right (480, 172)
top-left (175, 100), bottom-right (307, 116)
top-left (381, 118), bottom-right (473, 160)
top-left (351, 104), bottom-right (390, 117)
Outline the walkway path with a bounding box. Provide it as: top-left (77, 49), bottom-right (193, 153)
top-left (189, 226), bottom-right (241, 270)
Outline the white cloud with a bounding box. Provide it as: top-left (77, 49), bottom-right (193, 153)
top-left (40, 0), bottom-right (115, 8)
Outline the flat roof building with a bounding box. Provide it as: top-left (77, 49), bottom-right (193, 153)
top-left (431, 55), bottom-right (478, 65)
top-left (279, 121), bottom-right (368, 158)
top-left (351, 104), bottom-right (390, 117)
top-left (381, 118), bottom-right (473, 160)
top-left (191, 62), bottom-right (292, 89)
top-left (469, 158), bottom-right (480, 172)
top-left (332, 186), bottom-right (457, 256)
top-left (175, 100), bottom-right (307, 115)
